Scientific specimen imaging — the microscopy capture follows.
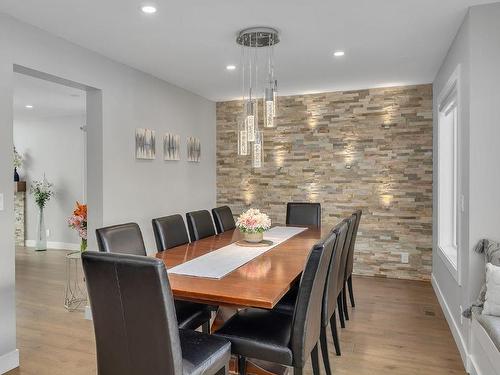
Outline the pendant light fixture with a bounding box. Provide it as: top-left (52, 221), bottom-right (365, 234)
top-left (236, 27), bottom-right (279, 167)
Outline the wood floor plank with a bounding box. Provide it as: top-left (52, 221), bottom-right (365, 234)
top-left (7, 247), bottom-right (466, 375)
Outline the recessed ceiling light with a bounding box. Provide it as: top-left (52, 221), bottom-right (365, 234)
top-left (333, 51), bottom-right (345, 57)
top-left (140, 4), bottom-right (157, 14)
top-left (25, 105), bottom-right (33, 109)
top-left (226, 65), bottom-right (236, 71)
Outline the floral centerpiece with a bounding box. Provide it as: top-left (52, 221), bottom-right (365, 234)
top-left (30, 176), bottom-right (54, 251)
top-left (236, 208), bottom-right (271, 243)
top-left (68, 202), bottom-right (88, 251)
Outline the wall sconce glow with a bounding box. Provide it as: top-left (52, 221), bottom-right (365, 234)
top-left (140, 4), bottom-right (157, 14)
top-left (380, 194), bottom-right (393, 208)
top-left (333, 51), bottom-right (345, 57)
top-left (226, 65), bottom-right (236, 71)
top-left (25, 105), bottom-right (33, 109)
top-left (345, 164), bottom-right (352, 169)
top-left (244, 191), bottom-right (253, 205)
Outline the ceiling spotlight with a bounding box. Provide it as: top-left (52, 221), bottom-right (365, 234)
top-left (140, 4), bottom-right (157, 14)
top-left (226, 65), bottom-right (236, 71)
top-left (25, 105), bottom-right (33, 109)
top-left (333, 51), bottom-right (345, 57)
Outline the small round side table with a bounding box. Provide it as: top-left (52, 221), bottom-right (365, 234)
top-left (64, 251), bottom-right (87, 311)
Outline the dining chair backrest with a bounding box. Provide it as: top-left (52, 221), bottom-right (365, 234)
top-left (96, 222), bottom-right (146, 256)
top-left (322, 220), bottom-right (349, 327)
top-left (82, 251), bottom-right (182, 375)
top-left (345, 210), bottom-right (362, 280)
top-left (337, 215), bottom-right (356, 296)
top-left (152, 214), bottom-right (190, 251)
top-left (290, 231), bottom-right (336, 368)
top-left (286, 202), bottom-right (321, 226)
top-left (185, 210), bottom-right (216, 241)
top-left (211, 206), bottom-right (236, 234)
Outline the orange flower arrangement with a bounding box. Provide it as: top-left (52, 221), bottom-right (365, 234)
top-left (68, 202), bottom-right (87, 251)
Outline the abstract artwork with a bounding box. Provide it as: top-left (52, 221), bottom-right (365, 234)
top-left (163, 133), bottom-right (180, 161)
top-left (135, 128), bottom-right (156, 159)
top-left (187, 137), bottom-right (201, 162)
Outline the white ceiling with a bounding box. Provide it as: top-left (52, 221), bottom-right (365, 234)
top-left (13, 73), bottom-right (86, 122)
top-left (0, 0), bottom-right (494, 101)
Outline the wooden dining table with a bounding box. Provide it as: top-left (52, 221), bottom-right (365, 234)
top-left (154, 225), bottom-right (328, 309)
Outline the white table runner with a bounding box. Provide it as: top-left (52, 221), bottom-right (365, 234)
top-left (168, 226), bottom-right (307, 279)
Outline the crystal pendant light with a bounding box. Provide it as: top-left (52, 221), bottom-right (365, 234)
top-left (236, 27), bottom-right (279, 167)
top-left (252, 130), bottom-right (263, 168)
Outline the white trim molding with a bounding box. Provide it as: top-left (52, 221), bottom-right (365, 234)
top-left (0, 349), bottom-right (19, 374)
top-left (24, 240), bottom-right (80, 251)
top-left (431, 274), bottom-right (469, 367)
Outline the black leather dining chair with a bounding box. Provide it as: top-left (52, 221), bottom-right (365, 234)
top-left (152, 214), bottom-right (190, 251)
top-left (273, 218), bottom-right (350, 370)
top-left (214, 231), bottom-right (336, 375)
top-left (212, 206), bottom-right (236, 234)
top-left (186, 210), bottom-right (216, 241)
top-left (96, 222), bottom-right (212, 333)
top-left (344, 210), bottom-right (362, 312)
top-left (82, 251), bottom-right (231, 375)
top-left (286, 202), bottom-right (321, 226)
top-left (96, 223), bottom-right (146, 256)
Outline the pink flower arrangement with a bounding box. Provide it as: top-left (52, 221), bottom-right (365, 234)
top-left (68, 202), bottom-right (87, 251)
top-left (236, 208), bottom-right (271, 233)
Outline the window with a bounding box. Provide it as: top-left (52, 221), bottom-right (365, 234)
top-left (437, 67), bottom-right (460, 281)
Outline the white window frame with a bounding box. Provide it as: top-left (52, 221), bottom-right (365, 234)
top-left (436, 65), bottom-right (461, 284)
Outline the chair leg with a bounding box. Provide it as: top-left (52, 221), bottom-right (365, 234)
top-left (337, 295), bottom-right (345, 328)
top-left (342, 284), bottom-right (349, 321)
top-left (330, 313), bottom-right (341, 356)
top-left (238, 355), bottom-right (247, 375)
top-left (347, 275), bottom-right (355, 307)
top-left (320, 326), bottom-right (332, 375)
top-left (294, 367), bottom-right (303, 375)
top-left (311, 343), bottom-right (320, 375)
top-left (201, 320), bottom-right (211, 334)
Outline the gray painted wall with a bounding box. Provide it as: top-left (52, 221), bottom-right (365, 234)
top-left (0, 13), bottom-right (216, 371)
top-left (14, 115), bottom-right (85, 245)
top-left (432, 2), bottom-right (500, 369)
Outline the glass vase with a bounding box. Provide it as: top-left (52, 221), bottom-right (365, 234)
top-left (35, 207), bottom-right (47, 251)
top-left (80, 238), bottom-right (88, 252)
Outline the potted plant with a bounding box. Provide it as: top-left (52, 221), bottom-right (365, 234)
top-left (13, 147), bottom-right (22, 182)
top-left (30, 176), bottom-right (54, 251)
top-left (236, 208), bottom-right (272, 243)
top-left (68, 202), bottom-right (88, 251)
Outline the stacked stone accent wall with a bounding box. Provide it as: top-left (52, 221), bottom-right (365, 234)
top-left (216, 84), bottom-right (433, 280)
top-left (15, 192), bottom-right (25, 246)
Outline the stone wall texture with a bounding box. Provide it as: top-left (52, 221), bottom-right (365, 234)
top-left (216, 84), bottom-right (433, 281)
top-left (15, 192), bottom-right (25, 246)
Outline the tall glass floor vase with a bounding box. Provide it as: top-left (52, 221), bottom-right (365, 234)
top-left (35, 207), bottom-right (47, 251)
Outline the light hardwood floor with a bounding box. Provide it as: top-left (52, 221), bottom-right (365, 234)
top-left (8, 247), bottom-right (466, 375)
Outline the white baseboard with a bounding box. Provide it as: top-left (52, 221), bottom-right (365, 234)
top-left (25, 240), bottom-right (80, 251)
top-left (0, 349), bottom-right (19, 374)
top-left (431, 274), bottom-right (470, 370)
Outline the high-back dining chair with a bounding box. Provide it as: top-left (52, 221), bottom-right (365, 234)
top-left (214, 231), bottom-right (336, 375)
top-left (82, 251), bottom-right (231, 375)
top-left (318, 218), bottom-right (350, 375)
top-left (96, 223), bottom-right (146, 255)
top-left (186, 210), bottom-right (216, 241)
top-left (336, 214), bottom-right (356, 328)
top-left (152, 214), bottom-right (190, 251)
top-left (95, 222), bottom-right (212, 332)
top-left (212, 206), bottom-right (236, 234)
top-left (344, 210), bottom-right (362, 310)
top-left (286, 202), bottom-right (321, 226)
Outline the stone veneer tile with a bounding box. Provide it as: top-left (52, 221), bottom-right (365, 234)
top-left (216, 84), bottom-right (433, 281)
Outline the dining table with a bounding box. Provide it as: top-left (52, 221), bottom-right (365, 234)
top-left (155, 225), bottom-right (328, 309)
